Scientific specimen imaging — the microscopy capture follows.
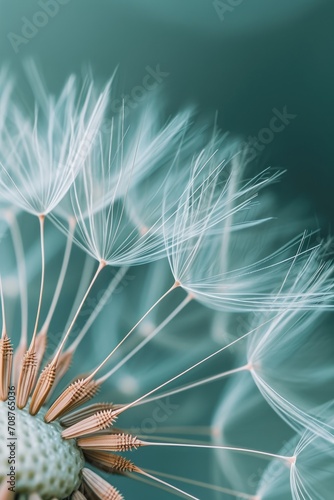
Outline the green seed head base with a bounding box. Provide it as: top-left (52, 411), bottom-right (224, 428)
top-left (0, 402), bottom-right (84, 499)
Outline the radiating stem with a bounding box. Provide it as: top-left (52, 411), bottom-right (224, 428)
top-left (7, 212), bottom-right (28, 350)
top-left (53, 259), bottom-right (106, 361)
top-left (133, 365), bottom-right (248, 407)
top-left (16, 215), bottom-right (46, 408)
top-left (143, 468), bottom-right (258, 500)
top-left (98, 291), bottom-right (191, 383)
top-left (117, 350), bottom-right (245, 416)
top-left (53, 254), bottom-right (95, 353)
top-left (0, 278), bottom-right (13, 401)
top-left (29, 259), bottom-right (107, 414)
top-left (135, 470), bottom-right (199, 500)
top-left (0, 279), bottom-right (6, 337)
top-left (29, 214), bottom-right (46, 350)
top-left (113, 313), bottom-right (282, 419)
top-left (88, 281), bottom-right (180, 383)
top-left (68, 266), bottom-right (128, 354)
top-left (39, 217), bottom-right (75, 335)
top-left (141, 441), bottom-right (292, 463)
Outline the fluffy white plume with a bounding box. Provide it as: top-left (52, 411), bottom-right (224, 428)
top-left (0, 68), bottom-right (110, 216)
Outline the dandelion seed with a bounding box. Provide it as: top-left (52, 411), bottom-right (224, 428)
top-left (51, 99), bottom-right (193, 267)
top-left (246, 264), bottom-right (334, 440)
top-left (0, 70), bottom-right (110, 217)
top-left (166, 183), bottom-right (334, 312)
top-left (256, 414), bottom-right (334, 499)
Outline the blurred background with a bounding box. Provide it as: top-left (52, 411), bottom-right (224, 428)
top-left (0, 0), bottom-right (333, 224)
